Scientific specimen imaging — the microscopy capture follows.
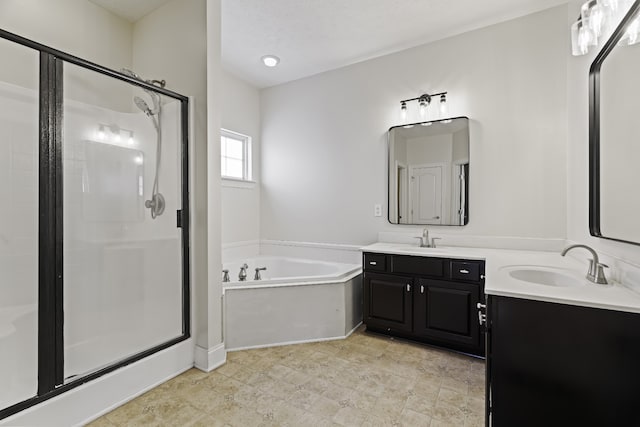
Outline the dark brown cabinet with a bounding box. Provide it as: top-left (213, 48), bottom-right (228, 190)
top-left (363, 273), bottom-right (413, 332)
top-left (486, 296), bottom-right (640, 426)
top-left (363, 252), bottom-right (485, 356)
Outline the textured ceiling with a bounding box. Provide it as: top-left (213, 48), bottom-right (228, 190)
top-left (88, 0), bottom-right (570, 89)
top-left (88, 0), bottom-right (173, 22)
top-left (223, 0), bottom-right (569, 88)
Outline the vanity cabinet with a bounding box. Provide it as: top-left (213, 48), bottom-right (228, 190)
top-left (363, 252), bottom-right (485, 356)
top-left (486, 296), bottom-right (640, 426)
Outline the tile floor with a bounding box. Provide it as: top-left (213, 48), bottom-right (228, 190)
top-left (88, 327), bottom-right (485, 426)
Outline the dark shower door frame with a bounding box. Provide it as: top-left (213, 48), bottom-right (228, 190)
top-left (0, 28), bottom-right (191, 420)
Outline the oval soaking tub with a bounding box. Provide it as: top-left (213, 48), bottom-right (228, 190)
top-left (222, 256), bottom-right (363, 351)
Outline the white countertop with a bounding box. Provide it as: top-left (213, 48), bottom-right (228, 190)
top-left (361, 243), bottom-right (640, 314)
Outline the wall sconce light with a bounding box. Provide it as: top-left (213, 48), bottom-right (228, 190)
top-left (400, 101), bottom-right (408, 121)
top-left (399, 91), bottom-right (448, 122)
top-left (95, 124), bottom-right (135, 146)
top-left (571, 0), bottom-right (638, 56)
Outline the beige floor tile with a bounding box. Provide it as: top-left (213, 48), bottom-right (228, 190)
top-left (332, 405), bottom-right (369, 426)
top-left (432, 400), bottom-right (467, 425)
top-left (405, 393), bottom-right (436, 417)
top-left (399, 407), bottom-right (432, 426)
top-left (93, 328), bottom-right (485, 426)
top-left (307, 394), bottom-right (342, 418)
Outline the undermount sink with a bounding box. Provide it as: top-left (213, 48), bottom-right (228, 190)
top-left (504, 266), bottom-right (584, 287)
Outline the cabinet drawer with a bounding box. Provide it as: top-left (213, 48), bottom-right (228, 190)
top-left (450, 261), bottom-right (481, 282)
top-left (391, 255), bottom-right (444, 277)
top-left (363, 253), bottom-right (387, 272)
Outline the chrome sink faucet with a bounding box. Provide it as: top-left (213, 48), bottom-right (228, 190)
top-left (413, 227), bottom-right (441, 248)
top-left (561, 244), bottom-right (608, 284)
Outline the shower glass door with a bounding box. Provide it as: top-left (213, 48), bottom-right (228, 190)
top-left (0, 28), bottom-right (189, 420)
top-left (62, 63), bottom-right (186, 381)
top-left (0, 37), bottom-right (39, 411)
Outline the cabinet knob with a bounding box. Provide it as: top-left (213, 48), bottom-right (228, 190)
top-left (406, 284), bottom-right (411, 292)
top-left (369, 261), bottom-right (377, 265)
top-left (420, 285), bottom-right (424, 294)
top-left (459, 269), bottom-right (470, 274)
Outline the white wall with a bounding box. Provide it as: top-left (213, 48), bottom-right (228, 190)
top-left (0, 0), bottom-right (132, 70)
top-left (260, 5), bottom-right (569, 246)
top-left (132, 0), bottom-right (222, 356)
top-left (221, 70), bottom-right (261, 245)
top-left (566, 1), bottom-right (640, 270)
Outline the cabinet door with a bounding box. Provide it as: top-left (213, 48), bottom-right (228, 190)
top-left (363, 273), bottom-right (413, 333)
top-left (414, 278), bottom-right (482, 353)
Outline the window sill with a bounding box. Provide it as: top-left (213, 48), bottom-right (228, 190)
top-left (222, 177), bottom-right (257, 189)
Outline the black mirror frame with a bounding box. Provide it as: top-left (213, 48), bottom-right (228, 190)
top-left (589, 0), bottom-right (640, 246)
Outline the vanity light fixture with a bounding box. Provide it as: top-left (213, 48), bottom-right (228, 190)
top-left (571, 0), bottom-right (638, 56)
top-left (261, 55), bottom-right (280, 67)
top-left (400, 101), bottom-right (408, 121)
top-left (399, 91), bottom-right (447, 122)
top-left (418, 95), bottom-right (431, 118)
top-left (439, 94), bottom-right (448, 117)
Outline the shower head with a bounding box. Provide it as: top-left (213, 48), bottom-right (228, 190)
top-left (134, 96), bottom-right (152, 116)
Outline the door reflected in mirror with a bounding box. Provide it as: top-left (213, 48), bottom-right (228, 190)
top-left (388, 117), bottom-right (469, 226)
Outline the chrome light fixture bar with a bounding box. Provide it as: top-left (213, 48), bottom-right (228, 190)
top-left (571, 0), bottom-right (640, 55)
top-left (399, 91), bottom-right (447, 121)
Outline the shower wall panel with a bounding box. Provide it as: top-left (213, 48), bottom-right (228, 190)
top-left (0, 42), bottom-right (39, 410)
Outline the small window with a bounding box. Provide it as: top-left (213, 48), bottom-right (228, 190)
top-left (221, 129), bottom-right (252, 181)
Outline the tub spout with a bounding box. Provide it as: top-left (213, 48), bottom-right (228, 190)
top-left (238, 264), bottom-right (248, 281)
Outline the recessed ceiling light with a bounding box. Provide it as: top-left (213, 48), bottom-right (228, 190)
top-left (261, 55), bottom-right (280, 67)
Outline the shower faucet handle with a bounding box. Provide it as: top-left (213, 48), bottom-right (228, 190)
top-left (254, 267), bottom-right (267, 280)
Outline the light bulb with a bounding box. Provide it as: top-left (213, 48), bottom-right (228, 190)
top-left (261, 55), bottom-right (280, 67)
top-left (400, 101), bottom-right (407, 121)
top-left (582, 0), bottom-right (604, 40)
top-left (420, 122), bottom-right (433, 126)
top-left (114, 133), bottom-right (121, 143)
top-left (97, 125), bottom-right (105, 140)
top-left (439, 94), bottom-right (448, 117)
top-left (418, 95), bottom-right (430, 118)
top-left (620, 16), bottom-right (640, 45)
top-left (128, 136), bottom-right (135, 145)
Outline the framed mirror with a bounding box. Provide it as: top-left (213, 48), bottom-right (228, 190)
top-left (388, 117), bottom-right (469, 225)
top-left (590, 1), bottom-right (640, 246)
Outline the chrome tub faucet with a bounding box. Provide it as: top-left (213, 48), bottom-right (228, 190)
top-left (238, 263), bottom-right (249, 281)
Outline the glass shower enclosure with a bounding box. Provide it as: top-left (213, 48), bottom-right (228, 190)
top-left (0, 29), bottom-right (190, 419)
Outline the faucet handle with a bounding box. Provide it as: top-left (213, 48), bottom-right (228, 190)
top-left (588, 259), bottom-right (609, 284)
top-left (413, 236), bottom-right (425, 247)
top-left (430, 237), bottom-right (442, 248)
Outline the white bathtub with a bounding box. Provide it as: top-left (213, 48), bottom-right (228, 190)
top-left (223, 256), bottom-right (363, 350)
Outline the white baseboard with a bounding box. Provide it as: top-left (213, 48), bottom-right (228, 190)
top-left (194, 342), bottom-right (226, 372)
top-left (1, 339), bottom-right (194, 427)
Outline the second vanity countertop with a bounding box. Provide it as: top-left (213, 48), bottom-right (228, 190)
top-left (362, 242), bottom-right (640, 315)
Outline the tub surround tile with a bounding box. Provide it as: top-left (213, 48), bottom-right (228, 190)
top-left (92, 326), bottom-right (485, 426)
